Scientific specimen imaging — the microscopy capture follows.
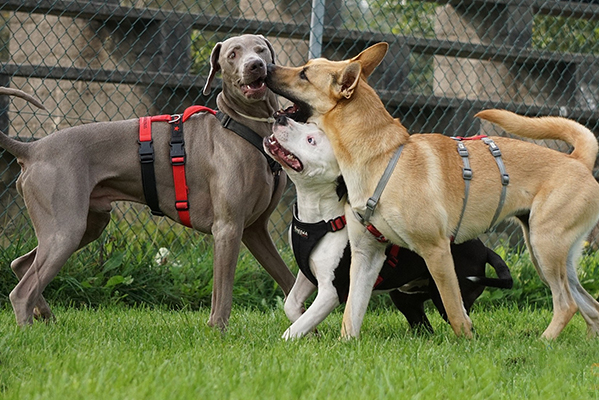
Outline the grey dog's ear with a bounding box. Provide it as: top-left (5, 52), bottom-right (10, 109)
top-left (258, 34), bottom-right (276, 65)
top-left (203, 42), bottom-right (222, 96)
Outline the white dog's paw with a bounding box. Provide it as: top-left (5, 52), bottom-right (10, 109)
top-left (282, 327), bottom-right (305, 340)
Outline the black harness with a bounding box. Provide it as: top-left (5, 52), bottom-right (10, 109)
top-left (290, 204), bottom-right (405, 303)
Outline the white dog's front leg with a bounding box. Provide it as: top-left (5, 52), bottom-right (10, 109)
top-left (341, 212), bottom-right (387, 339)
top-left (284, 271), bottom-right (317, 323)
top-left (283, 283), bottom-right (340, 340)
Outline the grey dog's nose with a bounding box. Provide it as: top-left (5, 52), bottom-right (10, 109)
top-left (276, 114), bottom-right (288, 126)
top-left (248, 58), bottom-right (265, 72)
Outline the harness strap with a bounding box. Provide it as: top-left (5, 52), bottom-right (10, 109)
top-left (453, 140), bottom-right (473, 241)
top-left (450, 135), bottom-right (510, 241)
top-left (362, 145), bottom-right (405, 223)
top-left (374, 244), bottom-right (402, 289)
top-left (138, 115), bottom-right (171, 217)
top-left (482, 137), bottom-right (510, 229)
top-left (215, 111), bottom-right (282, 176)
top-left (169, 115), bottom-right (191, 227)
top-left (138, 105), bottom-right (217, 226)
top-left (352, 145), bottom-right (404, 243)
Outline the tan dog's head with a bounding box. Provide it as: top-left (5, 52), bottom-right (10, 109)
top-left (265, 42), bottom-right (388, 123)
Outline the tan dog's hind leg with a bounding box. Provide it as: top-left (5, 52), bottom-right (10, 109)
top-left (567, 247), bottom-right (599, 338)
top-left (341, 216), bottom-right (389, 339)
top-left (527, 230), bottom-right (579, 340)
top-left (418, 239), bottom-right (473, 338)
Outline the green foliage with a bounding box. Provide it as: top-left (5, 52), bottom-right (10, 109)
top-left (368, 0), bottom-right (437, 37)
top-left (533, 14), bottom-right (599, 55)
top-left (0, 214), bottom-right (291, 312)
top-left (190, 32), bottom-right (217, 76)
top-left (476, 245), bottom-right (599, 310)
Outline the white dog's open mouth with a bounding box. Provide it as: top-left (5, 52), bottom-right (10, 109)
top-left (241, 77), bottom-right (267, 99)
top-left (263, 134), bottom-right (303, 172)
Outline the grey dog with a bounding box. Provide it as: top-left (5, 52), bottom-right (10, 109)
top-left (0, 34), bottom-right (295, 329)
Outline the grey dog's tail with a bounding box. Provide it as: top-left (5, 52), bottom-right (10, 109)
top-left (0, 87), bottom-right (46, 157)
top-left (466, 248), bottom-right (514, 289)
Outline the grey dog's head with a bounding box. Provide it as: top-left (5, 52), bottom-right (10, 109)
top-left (202, 34), bottom-right (276, 102)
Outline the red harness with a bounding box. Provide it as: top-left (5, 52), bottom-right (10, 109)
top-left (138, 105), bottom-right (217, 227)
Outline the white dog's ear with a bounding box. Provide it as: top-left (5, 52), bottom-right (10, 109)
top-left (203, 42), bottom-right (222, 96)
top-left (337, 61), bottom-right (361, 99)
top-left (351, 42), bottom-right (388, 78)
top-left (258, 34), bottom-right (276, 65)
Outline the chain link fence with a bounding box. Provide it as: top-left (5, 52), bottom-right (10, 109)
top-left (2, 0), bottom-right (599, 267)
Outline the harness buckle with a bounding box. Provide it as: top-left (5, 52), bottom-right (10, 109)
top-left (170, 143), bottom-right (185, 163)
top-left (221, 114), bottom-right (232, 129)
top-left (175, 200), bottom-right (189, 211)
top-left (489, 146), bottom-right (502, 157)
top-left (328, 216), bottom-right (347, 232)
top-left (138, 141), bottom-right (154, 163)
top-left (366, 224), bottom-right (388, 243)
top-left (462, 167), bottom-right (473, 180)
top-left (501, 173), bottom-right (510, 185)
top-left (366, 197), bottom-right (377, 212)
top-left (457, 143), bottom-right (469, 157)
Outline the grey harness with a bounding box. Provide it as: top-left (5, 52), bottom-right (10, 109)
top-left (355, 136), bottom-right (510, 243)
top-left (451, 135), bottom-right (509, 241)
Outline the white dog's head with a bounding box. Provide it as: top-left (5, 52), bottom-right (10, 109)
top-left (264, 115), bottom-right (341, 188)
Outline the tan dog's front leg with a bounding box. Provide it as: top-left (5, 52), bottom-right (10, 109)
top-left (341, 214), bottom-right (387, 339)
top-left (419, 240), bottom-right (473, 338)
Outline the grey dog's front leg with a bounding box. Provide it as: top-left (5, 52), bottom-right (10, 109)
top-left (208, 221), bottom-right (244, 330)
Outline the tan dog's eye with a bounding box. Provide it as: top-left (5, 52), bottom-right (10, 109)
top-left (299, 68), bottom-right (308, 81)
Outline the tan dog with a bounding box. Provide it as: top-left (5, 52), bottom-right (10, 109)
top-left (265, 42), bottom-right (599, 339)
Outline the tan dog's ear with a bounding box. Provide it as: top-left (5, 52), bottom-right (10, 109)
top-left (351, 42), bottom-right (388, 78)
top-left (337, 61), bottom-right (361, 99)
top-left (203, 42), bottom-right (222, 96)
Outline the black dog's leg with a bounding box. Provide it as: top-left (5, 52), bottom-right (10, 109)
top-left (389, 290), bottom-right (434, 333)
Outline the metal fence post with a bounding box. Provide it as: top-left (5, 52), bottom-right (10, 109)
top-left (309, 0), bottom-right (326, 59)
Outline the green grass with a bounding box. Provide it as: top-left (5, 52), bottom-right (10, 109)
top-left (1, 304), bottom-right (599, 400)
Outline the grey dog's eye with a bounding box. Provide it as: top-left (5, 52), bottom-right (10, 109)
top-left (307, 136), bottom-right (316, 145)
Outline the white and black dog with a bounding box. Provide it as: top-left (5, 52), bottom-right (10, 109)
top-left (264, 115), bottom-right (513, 339)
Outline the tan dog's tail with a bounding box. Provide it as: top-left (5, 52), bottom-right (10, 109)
top-left (475, 109), bottom-right (598, 172)
top-left (0, 87), bottom-right (45, 158)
